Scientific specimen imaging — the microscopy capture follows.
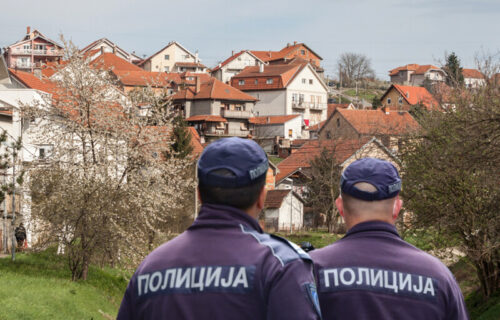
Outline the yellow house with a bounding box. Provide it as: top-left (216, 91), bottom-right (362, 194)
top-left (139, 41), bottom-right (207, 73)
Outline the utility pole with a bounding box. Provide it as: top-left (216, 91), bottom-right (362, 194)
top-left (11, 146), bottom-right (16, 261)
top-left (2, 173), bottom-right (6, 253)
top-left (289, 177), bottom-right (293, 234)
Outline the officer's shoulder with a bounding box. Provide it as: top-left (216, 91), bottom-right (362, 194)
top-left (239, 224), bottom-right (311, 266)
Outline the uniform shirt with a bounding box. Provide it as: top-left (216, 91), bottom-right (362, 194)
top-left (310, 221), bottom-right (468, 320)
top-left (117, 204), bottom-right (321, 320)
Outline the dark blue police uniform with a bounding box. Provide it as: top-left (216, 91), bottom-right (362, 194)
top-left (310, 158), bottom-right (468, 320)
top-left (117, 137), bottom-right (321, 320)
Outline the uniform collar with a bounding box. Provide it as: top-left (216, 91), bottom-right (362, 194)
top-left (189, 204), bottom-right (263, 233)
top-left (344, 220), bottom-right (400, 239)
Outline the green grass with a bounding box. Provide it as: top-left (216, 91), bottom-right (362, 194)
top-left (343, 89), bottom-right (379, 102)
top-left (466, 290), bottom-right (500, 320)
top-left (0, 248), bottom-right (129, 320)
top-left (268, 155), bottom-right (284, 165)
top-left (277, 230), bottom-right (341, 249)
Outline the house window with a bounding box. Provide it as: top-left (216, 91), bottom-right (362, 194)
top-left (240, 122), bottom-right (248, 130)
top-left (164, 66), bottom-right (169, 72)
top-left (164, 54), bottom-right (170, 60)
top-left (39, 148), bottom-right (45, 159)
top-left (302, 78), bottom-right (306, 84)
top-left (292, 93), bottom-right (298, 102)
top-left (406, 92), bottom-right (410, 98)
top-left (300, 50), bottom-right (306, 55)
top-left (326, 131), bottom-right (332, 139)
top-left (288, 129), bottom-right (293, 137)
top-left (216, 122), bottom-right (225, 129)
top-left (309, 79), bottom-right (313, 84)
top-left (184, 54), bottom-right (190, 59)
top-left (266, 79), bottom-right (273, 84)
top-left (398, 97), bottom-right (403, 104)
top-left (235, 105), bottom-right (243, 111)
top-left (337, 118), bottom-right (340, 127)
top-left (239, 80), bottom-right (245, 85)
top-left (254, 79), bottom-right (258, 85)
top-left (299, 94), bottom-right (304, 103)
top-left (237, 57), bottom-right (242, 61)
top-left (387, 98), bottom-right (392, 104)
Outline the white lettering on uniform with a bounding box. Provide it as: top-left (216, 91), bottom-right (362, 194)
top-left (149, 271), bottom-right (162, 292)
top-left (161, 269), bottom-right (176, 289)
top-left (413, 275), bottom-right (423, 293)
top-left (423, 277), bottom-right (435, 296)
top-left (340, 268), bottom-right (356, 285)
top-left (399, 273), bottom-right (412, 292)
top-left (205, 267), bottom-right (221, 287)
top-left (356, 268), bottom-right (370, 285)
top-left (324, 269), bottom-right (339, 287)
top-left (138, 274), bottom-right (149, 296)
top-left (221, 267), bottom-right (235, 287)
top-left (175, 268), bottom-right (191, 289)
top-left (191, 267), bottom-right (206, 292)
top-left (232, 267), bottom-right (249, 288)
top-left (370, 269), bottom-right (383, 287)
top-left (383, 270), bottom-right (398, 293)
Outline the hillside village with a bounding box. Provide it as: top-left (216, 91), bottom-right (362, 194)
top-left (0, 27), bottom-right (495, 248)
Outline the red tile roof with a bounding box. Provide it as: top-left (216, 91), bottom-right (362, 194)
top-left (231, 64), bottom-right (303, 90)
top-left (462, 68), bottom-right (485, 79)
top-left (307, 120), bottom-right (325, 131)
top-left (249, 114), bottom-right (300, 125)
top-left (9, 69), bottom-right (59, 96)
top-left (251, 43), bottom-right (322, 62)
top-left (276, 138), bottom-right (370, 182)
top-left (186, 115), bottom-right (227, 122)
top-left (90, 53), bottom-right (143, 72)
top-left (113, 70), bottom-right (175, 87)
top-left (264, 189), bottom-right (291, 208)
top-left (392, 84), bottom-right (439, 110)
top-left (336, 109), bottom-right (420, 136)
top-left (414, 65), bottom-right (441, 75)
top-left (389, 64), bottom-right (443, 76)
top-left (172, 78), bottom-right (257, 101)
top-left (187, 127), bottom-right (204, 155)
top-left (174, 62), bottom-right (207, 69)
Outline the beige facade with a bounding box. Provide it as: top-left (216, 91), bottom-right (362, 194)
top-left (140, 42), bottom-right (206, 73)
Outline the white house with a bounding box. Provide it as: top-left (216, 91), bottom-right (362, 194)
top-left (463, 68), bottom-right (486, 88)
top-left (249, 114), bottom-right (304, 152)
top-left (211, 50), bottom-right (265, 84)
top-left (389, 64), bottom-right (446, 86)
top-left (263, 189), bottom-right (304, 232)
top-left (80, 38), bottom-right (142, 65)
top-left (231, 61), bottom-right (328, 126)
top-left (139, 41), bottom-right (207, 73)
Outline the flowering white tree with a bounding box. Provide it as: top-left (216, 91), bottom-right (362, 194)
top-left (23, 40), bottom-right (194, 280)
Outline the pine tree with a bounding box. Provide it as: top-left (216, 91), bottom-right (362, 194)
top-left (171, 115), bottom-right (193, 159)
top-left (444, 52), bottom-right (464, 87)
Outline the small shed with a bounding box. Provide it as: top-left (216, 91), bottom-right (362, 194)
top-left (263, 189), bottom-right (304, 232)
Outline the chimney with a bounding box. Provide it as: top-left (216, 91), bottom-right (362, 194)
top-left (267, 117), bottom-right (270, 124)
top-left (259, 64), bottom-right (264, 73)
top-left (287, 43), bottom-right (290, 47)
top-left (218, 63), bottom-right (221, 68)
top-left (112, 45), bottom-right (116, 54)
top-left (100, 46), bottom-right (104, 55)
top-left (268, 50), bottom-right (271, 58)
top-left (293, 41), bottom-right (297, 45)
top-left (27, 26), bottom-right (31, 34)
top-left (195, 76), bottom-right (201, 94)
top-left (232, 50), bottom-right (234, 56)
top-left (382, 106), bottom-right (390, 115)
top-left (195, 51), bottom-right (199, 63)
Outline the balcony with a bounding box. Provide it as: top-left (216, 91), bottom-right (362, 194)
top-left (15, 61), bottom-right (32, 69)
top-left (310, 103), bottom-right (327, 111)
top-left (221, 109), bottom-right (252, 119)
top-left (292, 101), bottom-right (306, 109)
top-left (14, 48), bottom-right (62, 56)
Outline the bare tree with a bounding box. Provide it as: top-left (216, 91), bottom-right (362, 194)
top-left (337, 53), bottom-right (375, 87)
top-left (23, 39), bottom-right (194, 280)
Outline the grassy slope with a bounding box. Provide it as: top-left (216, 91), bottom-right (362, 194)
top-left (0, 248), bottom-right (129, 320)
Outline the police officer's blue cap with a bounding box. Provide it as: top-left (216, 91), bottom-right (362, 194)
top-left (340, 158), bottom-right (401, 201)
top-left (198, 137), bottom-right (268, 188)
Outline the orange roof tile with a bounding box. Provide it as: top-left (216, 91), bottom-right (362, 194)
top-left (276, 138), bottom-right (370, 182)
top-left (187, 127), bottom-right (204, 155)
top-left (90, 53), bottom-right (143, 72)
top-left (307, 120), bottom-right (326, 131)
top-left (113, 70), bottom-right (175, 87)
top-left (462, 68), bottom-right (484, 79)
top-left (174, 62), bottom-right (207, 69)
top-left (392, 84), bottom-right (439, 110)
top-left (414, 65), bottom-right (441, 75)
top-left (172, 78), bottom-right (257, 101)
top-left (9, 69), bottom-right (59, 96)
top-left (231, 64), bottom-right (303, 90)
top-left (249, 114), bottom-right (300, 125)
top-left (336, 109), bottom-right (420, 136)
top-left (251, 43), bottom-right (322, 62)
top-left (389, 64), bottom-right (420, 76)
top-left (186, 115), bottom-right (227, 122)
top-left (264, 189), bottom-right (291, 208)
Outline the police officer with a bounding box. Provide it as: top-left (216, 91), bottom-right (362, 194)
top-left (117, 137), bottom-right (321, 320)
top-left (310, 158), bottom-right (468, 320)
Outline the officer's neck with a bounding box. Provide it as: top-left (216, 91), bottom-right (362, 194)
top-left (344, 214), bottom-right (395, 230)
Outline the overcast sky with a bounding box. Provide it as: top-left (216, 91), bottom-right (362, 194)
top-left (2, 0), bottom-right (499, 79)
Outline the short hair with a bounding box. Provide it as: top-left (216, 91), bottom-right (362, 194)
top-left (198, 169), bottom-right (266, 210)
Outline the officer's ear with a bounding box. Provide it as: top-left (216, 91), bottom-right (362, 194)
top-left (197, 187), bottom-right (203, 204)
top-left (392, 195), bottom-right (402, 221)
top-left (336, 196), bottom-right (344, 218)
top-left (256, 186), bottom-right (267, 211)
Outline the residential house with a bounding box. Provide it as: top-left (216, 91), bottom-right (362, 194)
top-left (307, 103), bottom-right (353, 139)
top-left (3, 27), bottom-right (63, 73)
top-left (231, 61), bottom-right (328, 126)
top-left (380, 84), bottom-right (439, 111)
top-left (318, 108), bottom-right (420, 151)
top-left (172, 77), bottom-right (258, 142)
top-left (263, 189), bottom-right (304, 232)
top-left (249, 114), bottom-right (303, 152)
top-left (251, 42), bottom-right (324, 76)
top-left (211, 50), bottom-right (265, 83)
top-left (139, 41), bottom-right (207, 73)
top-left (463, 68), bottom-right (486, 88)
top-left (389, 64), bottom-right (446, 86)
top-left (80, 38), bottom-right (142, 64)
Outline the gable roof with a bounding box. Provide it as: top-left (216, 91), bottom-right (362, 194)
top-left (8, 69), bottom-right (58, 96)
top-left (186, 115), bottom-right (227, 122)
top-left (80, 38), bottom-right (133, 59)
top-left (251, 43), bottom-right (322, 62)
top-left (174, 61), bottom-right (207, 69)
top-left (232, 63), bottom-right (303, 90)
top-left (389, 64), bottom-right (444, 76)
top-left (113, 70), bottom-right (175, 87)
top-left (90, 52), bottom-right (143, 72)
top-left (265, 189), bottom-right (291, 208)
top-left (187, 127), bottom-right (204, 156)
top-left (276, 138), bottom-right (371, 182)
top-left (138, 41), bottom-right (197, 66)
top-left (172, 78), bottom-right (257, 101)
top-left (249, 114), bottom-right (300, 125)
top-left (462, 68), bottom-right (485, 79)
top-left (211, 50), bottom-right (265, 72)
top-left (6, 29), bottom-right (62, 49)
top-left (335, 109), bottom-right (421, 136)
top-left (380, 84), bottom-right (439, 110)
